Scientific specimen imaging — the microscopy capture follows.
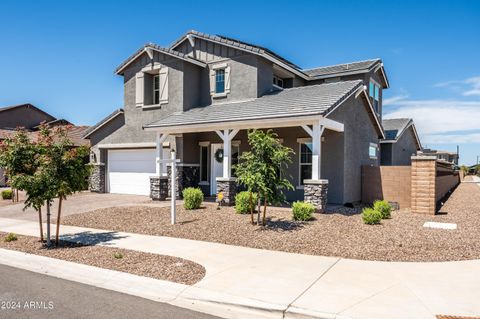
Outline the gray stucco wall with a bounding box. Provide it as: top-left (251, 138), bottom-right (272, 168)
top-left (390, 127), bottom-right (418, 165)
top-left (327, 94), bottom-right (381, 204)
top-left (380, 143), bottom-right (393, 165)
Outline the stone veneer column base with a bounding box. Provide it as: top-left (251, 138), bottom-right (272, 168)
top-left (216, 177), bottom-right (237, 206)
top-left (89, 163), bottom-right (105, 193)
top-left (304, 179), bottom-right (328, 213)
top-left (150, 176), bottom-right (168, 201)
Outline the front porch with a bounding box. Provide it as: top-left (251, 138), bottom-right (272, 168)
top-left (147, 116), bottom-right (345, 212)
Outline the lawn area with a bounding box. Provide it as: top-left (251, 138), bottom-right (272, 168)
top-left (62, 183), bottom-right (480, 262)
top-left (0, 232), bottom-right (205, 285)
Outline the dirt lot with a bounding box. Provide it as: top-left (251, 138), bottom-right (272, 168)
top-left (62, 183), bottom-right (480, 262)
top-left (0, 232), bottom-right (205, 285)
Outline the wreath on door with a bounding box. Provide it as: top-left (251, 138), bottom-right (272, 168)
top-left (214, 148), bottom-right (224, 163)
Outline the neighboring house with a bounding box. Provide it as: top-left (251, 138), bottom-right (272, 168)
top-left (85, 30), bottom-right (390, 207)
top-left (0, 103), bottom-right (89, 186)
top-left (380, 118), bottom-right (422, 165)
top-left (419, 148), bottom-right (459, 165)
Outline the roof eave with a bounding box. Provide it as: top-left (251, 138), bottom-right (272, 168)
top-left (83, 109), bottom-right (124, 139)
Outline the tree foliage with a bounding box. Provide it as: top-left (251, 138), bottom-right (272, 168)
top-left (234, 129), bottom-right (294, 225)
top-left (0, 124), bottom-right (91, 245)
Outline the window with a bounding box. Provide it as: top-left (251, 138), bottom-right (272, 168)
top-left (200, 145), bottom-right (209, 183)
top-left (369, 80), bottom-right (381, 113)
top-left (369, 143), bottom-right (378, 159)
top-left (273, 75), bottom-right (284, 88)
top-left (153, 74), bottom-right (160, 105)
top-left (215, 69), bottom-right (225, 94)
top-left (299, 142), bottom-right (313, 185)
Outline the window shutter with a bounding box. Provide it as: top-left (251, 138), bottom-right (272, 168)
top-left (159, 67), bottom-right (169, 104)
top-left (225, 65), bottom-right (231, 93)
top-left (135, 72), bottom-right (144, 107)
top-left (209, 69), bottom-right (216, 95)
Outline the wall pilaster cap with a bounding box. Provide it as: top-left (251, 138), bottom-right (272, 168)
top-left (216, 177), bottom-right (237, 182)
top-left (150, 176), bottom-right (168, 179)
top-left (91, 162), bottom-right (105, 166)
top-left (304, 179), bottom-right (329, 185)
top-left (411, 156), bottom-right (437, 160)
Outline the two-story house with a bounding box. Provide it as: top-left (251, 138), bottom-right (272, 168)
top-left (85, 30), bottom-right (393, 210)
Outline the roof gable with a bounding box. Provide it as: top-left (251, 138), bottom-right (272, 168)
top-left (0, 103), bottom-right (56, 130)
top-left (115, 44), bottom-right (207, 75)
top-left (381, 118), bottom-right (422, 150)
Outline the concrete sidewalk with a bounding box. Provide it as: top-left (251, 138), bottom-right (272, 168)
top-left (0, 217), bottom-right (479, 319)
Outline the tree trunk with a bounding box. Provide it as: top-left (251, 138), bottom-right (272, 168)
top-left (16, 189), bottom-right (19, 202)
top-left (262, 195), bottom-right (267, 226)
top-left (11, 188), bottom-right (15, 203)
top-left (46, 201), bottom-right (51, 247)
top-left (257, 198), bottom-right (261, 225)
top-left (38, 207), bottom-right (44, 242)
top-left (249, 192), bottom-right (254, 225)
top-left (55, 197), bottom-right (63, 246)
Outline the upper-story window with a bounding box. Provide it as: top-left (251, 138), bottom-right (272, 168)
top-left (215, 69), bottom-right (225, 94)
top-left (369, 80), bottom-right (381, 113)
top-left (210, 63), bottom-right (231, 98)
top-left (273, 75), bottom-right (284, 88)
top-left (153, 74), bottom-right (160, 105)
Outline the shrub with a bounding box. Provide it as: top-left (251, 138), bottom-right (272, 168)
top-left (292, 201), bottom-right (315, 221)
top-left (182, 187), bottom-right (204, 210)
top-left (362, 208), bottom-right (382, 225)
top-left (1, 189), bottom-right (12, 200)
top-left (4, 233), bottom-right (17, 242)
top-left (235, 191), bottom-right (258, 214)
top-left (373, 200), bottom-right (392, 219)
top-left (113, 252), bottom-right (123, 259)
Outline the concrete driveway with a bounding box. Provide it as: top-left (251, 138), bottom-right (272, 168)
top-left (0, 192), bottom-right (171, 221)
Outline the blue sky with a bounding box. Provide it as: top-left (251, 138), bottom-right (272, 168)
top-left (0, 0), bottom-right (479, 164)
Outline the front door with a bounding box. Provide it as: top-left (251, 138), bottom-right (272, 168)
top-left (211, 143), bottom-right (224, 194)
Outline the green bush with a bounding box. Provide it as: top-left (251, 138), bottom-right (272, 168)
top-left (4, 233), bottom-right (17, 242)
top-left (235, 191), bottom-right (258, 214)
top-left (373, 200), bottom-right (392, 219)
top-left (182, 187), bottom-right (204, 210)
top-left (113, 252), bottom-right (123, 259)
top-left (292, 201), bottom-right (315, 221)
top-left (1, 189), bottom-right (12, 200)
top-left (362, 208), bottom-right (382, 225)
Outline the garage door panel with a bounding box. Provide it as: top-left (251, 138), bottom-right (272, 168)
top-left (107, 149), bottom-right (156, 195)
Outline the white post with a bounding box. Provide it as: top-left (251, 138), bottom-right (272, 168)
top-left (170, 150), bottom-right (176, 225)
top-left (311, 122), bottom-right (324, 180)
top-left (156, 132), bottom-right (168, 176)
top-left (215, 129), bottom-right (239, 179)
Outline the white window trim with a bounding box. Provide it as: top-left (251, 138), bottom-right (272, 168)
top-left (153, 74), bottom-right (160, 105)
top-left (298, 141), bottom-right (313, 187)
top-left (369, 142), bottom-right (378, 159)
top-left (199, 143), bottom-right (210, 183)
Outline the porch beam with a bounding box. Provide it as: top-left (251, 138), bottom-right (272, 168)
top-left (301, 125), bottom-right (313, 137)
top-left (156, 132), bottom-right (168, 176)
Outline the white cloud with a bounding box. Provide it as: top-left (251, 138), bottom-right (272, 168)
top-left (464, 76), bottom-right (480, 96)
top-left (384, 97), bottom-right (480, 144)
top-left (383, 94), bottom-right (409, 106)
top-left (433, 76), bottom-right (480, 96)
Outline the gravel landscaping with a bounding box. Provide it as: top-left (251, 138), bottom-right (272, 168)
top-left (0, 232), bottom-right (205, 285)
top-left (62, 182), bottom-right (480, 262)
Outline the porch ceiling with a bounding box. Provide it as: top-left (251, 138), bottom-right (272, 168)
top-left (143, 80), bottom-right (362, 134)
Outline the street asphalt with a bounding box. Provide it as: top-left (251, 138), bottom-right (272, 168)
top-left (0, 264), bottom-right (220, 319)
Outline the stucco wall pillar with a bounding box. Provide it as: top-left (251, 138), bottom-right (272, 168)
top-left (411, 156), bottom-right (436, 215)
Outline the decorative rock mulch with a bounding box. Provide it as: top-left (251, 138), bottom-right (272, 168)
top-left (62, 183), bottom-right (480, 262)
top-left (0, 232), bottom-right (205, 285)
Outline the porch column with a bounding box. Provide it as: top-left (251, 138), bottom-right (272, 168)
top-left (151, 132), bottom-right (169, 201)
top-left (301, 121), bottom-right (328, 212)
top-left (215, 129), bottom-right (239, 205)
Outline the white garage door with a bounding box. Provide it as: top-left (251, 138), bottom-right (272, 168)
top-left (107, 149), bottom-right (156, 195)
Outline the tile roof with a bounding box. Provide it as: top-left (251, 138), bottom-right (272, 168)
top-left (83, 109), bottom-right (124, 138)
top-left (303, 59), bottom-right (381, 78)
top-left (1, 126), bottom-right (90, 147)
top-left (382, 118), bottom-right (413, 141)
top-left (170, 30), bottom-right (302, 70)
top-left (145, 80), bottom-right (363, 129)
top-left (0, 129), bottom-right (15, 140)
top-left (115, 43), bottom-right (206, 74)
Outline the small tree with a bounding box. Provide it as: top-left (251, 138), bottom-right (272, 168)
top-left (0, 125), bottom-right (90, 246)
top-left (0, 129), bottom-right (44, 240)
top-left (235, 129), bottom-right (294, 226)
